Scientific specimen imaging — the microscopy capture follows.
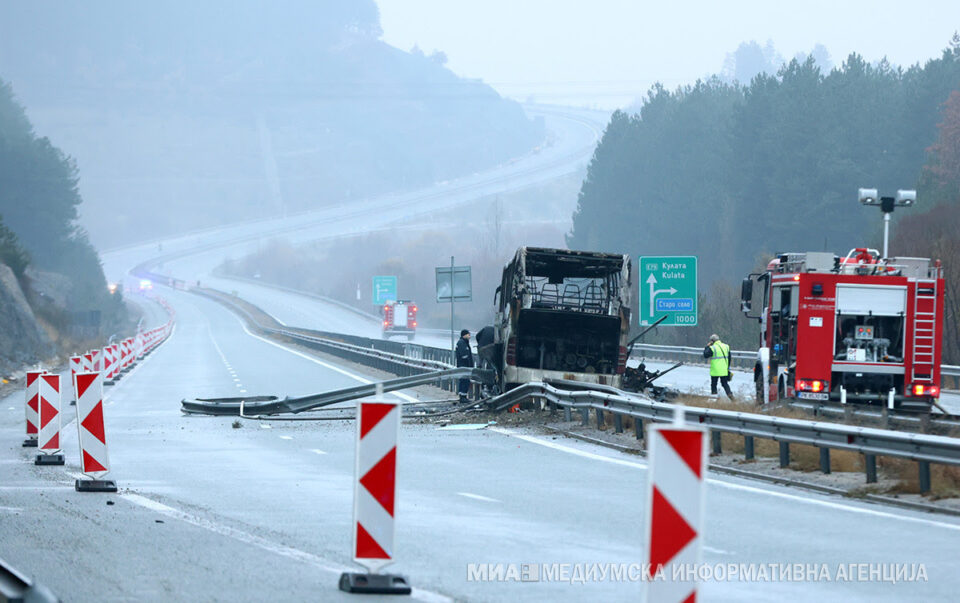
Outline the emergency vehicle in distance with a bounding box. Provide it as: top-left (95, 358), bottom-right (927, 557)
top-left (740, 248), bottom-right (944, 410)
top-left (382, 300), bottom-right (417, 340)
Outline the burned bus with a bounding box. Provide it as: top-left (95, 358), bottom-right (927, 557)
top-left (479, 247), bottom-right (632, 391)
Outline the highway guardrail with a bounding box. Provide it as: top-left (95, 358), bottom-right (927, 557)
top-left (489, 382), bottom-right (960, 493)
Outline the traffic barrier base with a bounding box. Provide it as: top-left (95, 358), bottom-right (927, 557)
top-left (75, 479), bottom-right (117, 492)
top-left (21, 440), bottom-right (37, 448)
top-left (338, 573), bottom-right (411, 595)
top-left (35, 454), bottom-right (64, 466)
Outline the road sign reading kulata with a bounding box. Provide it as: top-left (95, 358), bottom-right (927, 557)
top-left (639, 256), bottom-right (697, 326)
top-left (372, 276), bottom-right (398, 306)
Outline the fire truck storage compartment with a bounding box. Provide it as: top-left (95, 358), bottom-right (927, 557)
top-left (515, 309), bottom-right (620, 374)
top-left (833, 285), bottom-right (906, 362)
top-left (392, 303), bottom-right (408, 327)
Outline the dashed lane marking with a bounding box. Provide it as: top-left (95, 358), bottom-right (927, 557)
top-left (309, 449), bottom-right (327, 455)
top-left (456, 492), bottom-right (500, 503)
top-left (279, 435), bottom-right (293, 440)
top-left (117, 491), bottom-right (451, 602)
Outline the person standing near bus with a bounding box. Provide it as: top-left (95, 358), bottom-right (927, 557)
top-left (704, 333), bottom-right (734, 400)
top-left (456, 329), bottom-right (474, 403)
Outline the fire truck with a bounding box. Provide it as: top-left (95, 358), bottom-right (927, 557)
top-left (740, 248), bottom-right (944, 409)
top-left (382, 300), bottom-right (418, 340)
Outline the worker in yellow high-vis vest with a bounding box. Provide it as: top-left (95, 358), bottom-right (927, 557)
top-left (703, 333), bottom-right (735, 399)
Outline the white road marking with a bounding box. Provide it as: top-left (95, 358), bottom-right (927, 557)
top-left (118, 492), bottom-right (450, 602)
top-left (230, 314), bottom-right (417, 403)
top-left (279, 435), bottom-right (293, 440)
top-left (309, 449), bottom-right (327, 455)
top-left (239, 389), bottom-right (247, 393)
top-left (0, 506), bottom-right (23, 513)
top-left (260, 424), bottom-right (272, 429)
top-left (703, 545), bottom-right (735, 555)
top-left (489, 428), bottom-right (960, 533)
top-left (456, 492), bottom-right (500, 503)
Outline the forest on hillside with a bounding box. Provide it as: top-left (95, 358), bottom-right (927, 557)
top-left (569, 38), bottom-right (960, 353)
top-left (0, 78), bottom-right (125, 346)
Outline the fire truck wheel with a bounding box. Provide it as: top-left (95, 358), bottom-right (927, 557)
top-left (754, 375), bottom-right (763, 405)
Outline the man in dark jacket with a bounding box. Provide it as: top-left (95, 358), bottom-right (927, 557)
top-left (456, 329), bottom-right (473, 403)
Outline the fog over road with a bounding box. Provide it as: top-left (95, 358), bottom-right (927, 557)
top-left (3, 105), bottom-right (959, 601)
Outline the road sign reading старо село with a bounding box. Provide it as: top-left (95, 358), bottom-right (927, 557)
top-left (639, 256), bottom-right (697, 326)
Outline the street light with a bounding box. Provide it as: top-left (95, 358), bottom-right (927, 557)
top-left (858, 188), bottom-right (916, 258)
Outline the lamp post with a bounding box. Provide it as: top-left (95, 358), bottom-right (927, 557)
top-left (857, 188), bottom-right (916, 258)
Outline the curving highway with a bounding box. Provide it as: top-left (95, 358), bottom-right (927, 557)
top-left (4, 105), bottom-right (960, 601)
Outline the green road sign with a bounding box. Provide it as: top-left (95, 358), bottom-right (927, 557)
top-left (372, 275), bottom-right (398, 305)
top-left (638, 256), bottom-right (697, 326)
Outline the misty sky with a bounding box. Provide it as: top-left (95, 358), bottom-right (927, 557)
top-left (379, 0), bottom-right (960, 107)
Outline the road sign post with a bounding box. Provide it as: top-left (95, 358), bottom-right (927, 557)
top-left (372, 276), bottom-right (398, 306)
top-left (638, 256), bottom-right (698, 327)
top-left (435, 259), bottom-right (472, 357)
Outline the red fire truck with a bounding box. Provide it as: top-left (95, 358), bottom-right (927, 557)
top-left (382, 300), bottom-right (418, 340)
top-left (740, 248), bottom-right (944, 409)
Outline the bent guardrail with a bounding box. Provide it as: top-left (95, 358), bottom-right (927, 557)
top-left (181, 368), bottom-right (487, 416)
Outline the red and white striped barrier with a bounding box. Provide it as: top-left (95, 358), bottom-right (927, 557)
top-left (69, 356), bottom-right (83, 397)
top-left (340, 389), bottom-right (410, 594)
top-left (82, 352), bottom-right (94, 374)
top-left (109, 343), bottom-right (121, 380)
top-left (91, 348), bottom-right (102, 373)
top-left (36, 374), bottom-right (64, 465)
top-left (101, 346), bottom-right (113, 384)
top-left (23, 369), bottom-right (43, 447)
top-left (642, 419), bottom-right (707, 603)
top-left (74, 372), bottom-right (116, 492)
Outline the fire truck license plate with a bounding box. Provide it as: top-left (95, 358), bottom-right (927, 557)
top-left (797, 392), bottom-right (829, 401)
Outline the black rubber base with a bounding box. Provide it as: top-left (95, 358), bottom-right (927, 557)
top-left (22, 438), bottom-right (37, 448)
top-left (104, 381), bottom-right (115, 387)
top-left (75, 479), bottom-right (118, 493)
top-left (339, 572), bottom-right (411, 595)
top-left (35, 454), bottom-right (64, 466)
